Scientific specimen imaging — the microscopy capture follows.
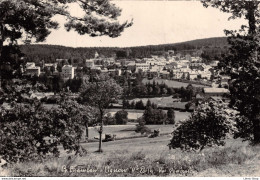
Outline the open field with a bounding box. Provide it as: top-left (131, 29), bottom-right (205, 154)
top-left (106, 108), bottom-right (190, 120)
top-left (128, 96), bottom-right (188, 109)
top-left (6, 136), bottom-right (260, 177)
top-left (86, 124), bottom-right (175, 140)
top-left (142, 78), bottom-right (208, 88)
top-left (85, 110), bottom-right (190, 140)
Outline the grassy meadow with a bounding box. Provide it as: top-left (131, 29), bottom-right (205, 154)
top-left (4, 136), bottom-right (260, 177)
top-left (85, 110), bottom-right (190, 140)
top-left (142, 78), bottom-right (208, 88)
top-left (128, 96), bottom-right (188, 109)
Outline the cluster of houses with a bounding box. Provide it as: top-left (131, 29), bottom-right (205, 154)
top-left (20, 50), bottom-right (233, 109)
top-left (23, 51), bottom-right (220, 82)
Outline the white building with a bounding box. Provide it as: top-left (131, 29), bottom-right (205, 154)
top-left (25, 62), bottom-right (41, 76)
top-left (25, 62), bottom-right (35, 69)
top-left (25, 66), bottom-right (41, 77)
top-left (189, 71), bottom-right (199, 80)
top-left (210, 60), bottom-right (220, 67)
top-left (136, 63), bottom-right (150, 72)
top-left (62, 65), bottom-right (75, 79)
top-left (172, 69), bottom-right (184, 79)
top-left (200, 72), bottom-right (212, 80)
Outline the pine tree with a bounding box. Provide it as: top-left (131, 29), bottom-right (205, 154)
top-left (0, 0), bottom-right (132, 85)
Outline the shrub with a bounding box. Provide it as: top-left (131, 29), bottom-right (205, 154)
top-left (0, 100), bottom-right (89, 163)
top-left (115, 110), bottom-right (128, 125)
top-left (169, 100), bottom-right (240, 151)
top-left (135, 118), bottom-right (151, 135)
top-left (103, 113), bottom-right (116, 125)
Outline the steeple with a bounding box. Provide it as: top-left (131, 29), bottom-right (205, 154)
top-left (95, 51), bottom-right (99, 59)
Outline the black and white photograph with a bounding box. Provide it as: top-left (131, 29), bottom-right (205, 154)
top-left (0, 0), bottom-right (259, 178)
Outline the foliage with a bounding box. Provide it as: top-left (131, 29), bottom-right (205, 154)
top-left (0, 99), bottom-right (92, 163)
top-left (80, 74), bottom-right (122, 151)
top-left (169, 100), bottom-right (240, 151)
top-left (202, 0), bottom-right (260, 144)
top-left (135, 100), bottom-right (145, 110)
top-left (135, 117), bottom-right (151, 135)
top-left (0, 0), bottom-right (132, 46)
top-left (80, 75), bottom-right (122, 114)
top-left (18, 36), bottom-right (228, 62)
top-left (115, 110), bottom-right (128, 125)
top-left (167, 109), bottom-right (175, 124)
top-left (103, 113), bottom-right (116, 125)
top-left (143, 106), bottom-right (167, 125)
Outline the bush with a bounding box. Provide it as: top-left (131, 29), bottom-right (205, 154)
top-left (167, 109), bottom-right (175, 124)
top-left (143, 107), bottom-right (167, 124)
top-left (103, 113), bottom-right (116, 125)
top-left (169, 100), bottom-right (240, 151)
top-left (0, 100), bottom-right (89, 163)
top-left (135, 118), bottom-right (151, 135)
top-left (115, 110), bottom-right (128, 125)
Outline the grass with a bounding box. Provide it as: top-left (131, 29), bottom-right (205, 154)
top-left (4, 137), bottom-right (260, 177)
top-left (83, 114), bottom-right (190, 140)
top-left (142, 78), bottom-right (207, 88)
top-left (106, 108), bottom-right (191, 120)
top-left (128, 96), bottom-right (188, 110)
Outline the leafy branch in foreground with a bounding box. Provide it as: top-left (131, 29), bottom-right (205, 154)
top-left (0, 99), bottom-right (92, 163)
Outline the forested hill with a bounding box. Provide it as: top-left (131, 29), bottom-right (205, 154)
top-left (20, 37), bottom-right (228, 64)
top-left (175, 37), bottom-right (228, 48)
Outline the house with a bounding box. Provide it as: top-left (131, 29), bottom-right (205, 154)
top-left (25, 62), bottom-right (35, 69)
top-left (85, 59), bottom-right (95, 68)
top-left (44, 63), bottom-right (57, 71)
top-left (160, 71), bottom-right (170, 79)
top-left (203, 88), bottom-right (230, 98)
top-left (189, 71), bottom-right (199, 80)
top-left (100, 68), bottom-right (109, 74)
top-left (147, 69), bottom-right (159, 79)
top-left (136, 63), bottom-right (150, 72)
top-left (127, 61), bottom-right (136, 72)
top-left (210, 60), bottom-right (220, 67)
top-left (200, 72), bottom-right (212, 80)
top-left (25, 62), bottom-right (41, 76)
top-left (56, 59), bottom-right (68, 64)
top-left (189, 63), bottom-right (205, 71)
top-left (108, 69), bottom-right (122, 76)
top-left (172, 69), bottom-right (183, 79)
top-left (25, 66), bottom-right (41, 77)
top-left (191, 57), bottom-right (201, 62)
top-left (62, 65), bottom-right (75, 79)
top-left (195, 94), bottom-right (204, 101)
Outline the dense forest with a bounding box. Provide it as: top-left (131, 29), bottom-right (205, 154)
top-left (20, 37), bottom-right (229, 64)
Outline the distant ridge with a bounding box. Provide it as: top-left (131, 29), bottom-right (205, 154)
top-left (20, 37), bottom-right (229, 62)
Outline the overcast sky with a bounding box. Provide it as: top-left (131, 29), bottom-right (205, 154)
top-left (37, 1), bottom-right (246, 48)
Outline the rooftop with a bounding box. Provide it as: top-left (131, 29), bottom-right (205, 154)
top-left (204, 88), bottom-right (230, 94)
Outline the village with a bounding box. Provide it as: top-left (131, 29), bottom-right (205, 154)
top-left (22, 50), bottom-right (231, 108)
top-left (1, 0), bottom-right (259, 177)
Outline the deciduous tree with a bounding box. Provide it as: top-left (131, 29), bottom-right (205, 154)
top-left (80, 74), bottom-right (122, 152)
top-left (202, 0), bottom-right (260, 144)
top-left (169, 100), bottom-right (239, 151)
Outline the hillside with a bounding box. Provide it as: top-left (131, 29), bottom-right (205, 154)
top-left (19, 37), bottom-right (228, 63)
top-left (175, 37), bottom-right (228, 48)
top-left (4, 136), bottom-right (260, 177)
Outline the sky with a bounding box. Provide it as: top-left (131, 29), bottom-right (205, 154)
top-left (37, 1), bottom-right (246, 48)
